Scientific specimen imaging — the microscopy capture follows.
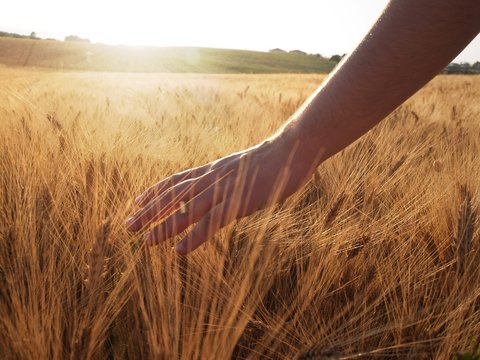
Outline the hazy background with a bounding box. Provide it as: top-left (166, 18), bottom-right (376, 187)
top-left (1, 0), bottom-right (479, 62)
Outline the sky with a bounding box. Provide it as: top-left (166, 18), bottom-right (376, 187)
top-left (1, 0), bottom-right (479, 63)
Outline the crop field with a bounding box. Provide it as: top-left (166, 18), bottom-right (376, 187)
top-left (0, 67), bottom-right (479, 359)
top-left (0, 37), bottom-right (336, 73)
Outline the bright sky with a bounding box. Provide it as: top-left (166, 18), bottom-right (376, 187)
top-left (1, 0), bottom-right (479, 63)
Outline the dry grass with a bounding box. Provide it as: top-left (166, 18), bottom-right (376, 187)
top-left (0, 68), bottom-right (479, 359)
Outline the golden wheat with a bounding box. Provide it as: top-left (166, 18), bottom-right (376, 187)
top-left (0, 68), bottom-right (479, 359)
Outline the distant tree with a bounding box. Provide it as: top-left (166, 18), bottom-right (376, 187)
top-left (29, 32), bottom-right (37, 39)
top-left (269, 48), bottom-right (286, 53)
top-left (0, 31), bottom-right (31, 39)
top-left (443, 62), bottom-right (480, 74)
top-left (329, 54), bottom-right (342, 63)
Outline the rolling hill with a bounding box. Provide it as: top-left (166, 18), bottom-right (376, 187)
top-left (0, 37), bottom-right (336, 73)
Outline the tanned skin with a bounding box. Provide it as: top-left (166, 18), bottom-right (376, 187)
top-left (126, 0), bottom-right (480, 255)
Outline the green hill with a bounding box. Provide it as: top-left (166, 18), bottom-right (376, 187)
top-left (0, 37), bottom-right (336, 73)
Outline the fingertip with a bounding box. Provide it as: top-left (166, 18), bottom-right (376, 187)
top-left (175, 241), bottom-right (188, 255)
top-left (135, 195), bottom-right (144, 205)
top-left (125, 216), bottom-right (135, 229)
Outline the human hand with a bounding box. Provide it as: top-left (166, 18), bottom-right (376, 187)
top-left (125, 134), bottom-right (318, 255)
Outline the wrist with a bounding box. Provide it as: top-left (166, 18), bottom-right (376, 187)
top-left (275, 116), bottom-right (328, 170)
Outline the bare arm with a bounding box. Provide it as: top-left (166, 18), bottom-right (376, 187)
top-left (282, 0), bottom-right (480, 164)
top-left (126, 0), bottom-right (480, 254)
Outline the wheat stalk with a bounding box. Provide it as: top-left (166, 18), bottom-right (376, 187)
top-left (455, 185), bottom-right (476, 276)
top-left (324, 192), bottom-right (346, 228)
top-left (294, 344), bottom-right (341, 360)
top-left (387, 154), bottom-right (407, 177)
top-left (75, 217), bottom-right (112, 359)
top-left (46, 112), bottom-right (63, 132)
top-left (85, 217), bottom-right (112, 291)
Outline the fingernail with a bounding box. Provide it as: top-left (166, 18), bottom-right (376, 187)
top-left (125, 217), bottom-right (135, 228)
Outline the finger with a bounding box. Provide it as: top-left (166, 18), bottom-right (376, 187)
top-left (135, 164), bottom-right (211, 206)
top-left (127, 169), bottom-right (232, 232)
top-left (209, 152), bottom-right (240, 170)
top-left (175, 198), bottom-right (238, 255)
top-left (127, 175), bottom-right (208, 231)
top-left (144, 183), bottom-right (227, 246)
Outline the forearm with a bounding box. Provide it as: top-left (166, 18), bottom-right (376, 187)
top-left (282, 0), bottom-right (480, 164)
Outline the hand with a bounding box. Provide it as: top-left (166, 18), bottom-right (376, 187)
top-left (125, 132), bottom-right (318, 255)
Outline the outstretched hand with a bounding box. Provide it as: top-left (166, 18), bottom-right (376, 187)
top-left (128, 0), bottom-right (479, 254)
top-left (125, 135), bottom-right (317, 255)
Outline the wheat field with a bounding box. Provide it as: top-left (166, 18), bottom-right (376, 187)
top-left (0, 67), bottom-right (479, 359)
